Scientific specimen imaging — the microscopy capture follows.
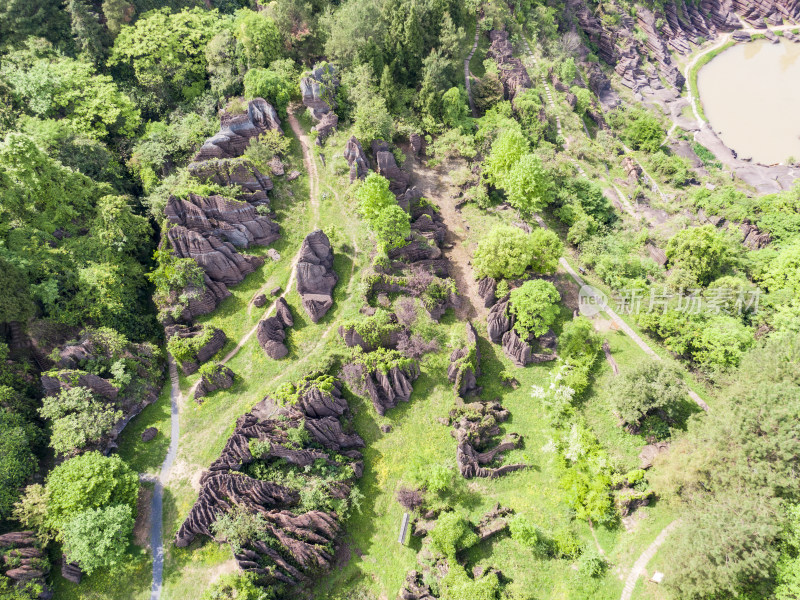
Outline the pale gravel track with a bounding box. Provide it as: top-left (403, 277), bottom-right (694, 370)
top-left (620, 520), bottom-right (681, 600)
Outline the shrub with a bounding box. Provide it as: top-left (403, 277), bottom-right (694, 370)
top-left (577, 547), bottom-right (607, 578)
top-left (509, 280), bottom-right (561, 338)
top-left (610, 362), bottom-right (687, 429)
top-left (558, 317), bottom-right (601, 360)
top-left (201, 572), bottom-right (273, 600)
top-left (39, 386), bottom-right (122, 455)
top-left (429, 511), bottom-right (479, 558)
top-left (210, 505), bottom-right (268, 553)
top-left (61, 505), bottom-right (134, 574)
top-left (508, 515), bottom-right (543, 550)
top-left (473, 226), bottom-right (562, 280)
top-left (665, 225), bottom-right (738, 286)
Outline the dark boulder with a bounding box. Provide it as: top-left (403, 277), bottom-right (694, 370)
top-left (166, 325), bottom-right (227, 376)
top-left (257, 298), bottom-right (293, 359)
top-left (141, 427), bottom-right (158, 442)
top-left (451, 402), bottom-right (526, 479)
top-left (487, 296), bottom-right (513, 343)
top-left (296, 230), bottom-right (338, 322)
top-left (253, 294), bottom-right (267, 308)
top-left (344, 136), bottom-right (369, 182)
top-left (195, 365), bottom-right (235, 400)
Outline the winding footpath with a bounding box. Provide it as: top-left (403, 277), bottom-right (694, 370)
top-left (149, 359), bottom-right (182, 600)
top-left (148, 106), bottom-right (322, 599)
top-left (619, 520), bottom-right (681, 600)
top-left (465, 26), bottom-right (481, 118)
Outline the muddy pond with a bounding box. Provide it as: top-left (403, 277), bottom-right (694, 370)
top-left (698, 38), bottom-right (800, 165)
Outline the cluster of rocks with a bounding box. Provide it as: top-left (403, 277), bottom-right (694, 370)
top-left (165, 324), bottom-right (227, 375)
top-left (195, 364), bottom-right (235, 400)
top-left (176, 376), bottom-right (363, 586)
top-left (487, 30), bottom-right (532, 100)
top-left (0, 531), bottom-right (52, 599)
top-left (371, 140), bottom-right (410, 196)
top-left (447, 322), bottom-right (481, 398)
top-left (296, 229), bottom-right (338, 323)
top-left (451, 400), bottom-right (527, 479)
top-left (300, 64), bottom-right (340, 144)
top-left (344, 354), bottom-right (421, 416)
top-left (194, 98), bottom-right (282, 162)
top-left (257, 297), bottom-right (293, 359)
top-left (338, 311), bottom-right (403, 352)
top-left (487, 294), bottom-right (558, 367)
top-left (343, 136), bottom-right (369, 182)
top-left (400, 505), bottom-right (512, 600)
top-left (42, 329), bottom-right (162, 454)
top-left (156, 98), bottom-right (284, 326)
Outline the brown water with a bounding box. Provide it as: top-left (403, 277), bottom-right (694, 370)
top-left (698, 39), bottom-right (800, 165)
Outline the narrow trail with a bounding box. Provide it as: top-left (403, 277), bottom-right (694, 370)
top-left (522, 37), bottom-right (564, 142)
top-left (465, 25), bottom-right (481, 118)
top-left (620, 520), bottom-right (680, 600)
top-left (410, 159), bottom-right (485, 321)
top-left (149, 107), bottom-right (324, 597)
top-left (149, 358), bottom-right (182, 600)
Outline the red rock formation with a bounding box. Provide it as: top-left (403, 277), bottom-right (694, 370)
top-left (343, 136), bottom-right (369, 182)
top-left (188, 158), bottom-right (273, 205)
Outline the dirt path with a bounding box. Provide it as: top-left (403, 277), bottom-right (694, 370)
top-left (620, 520), bottom-right (680, 600)
top-left (149, 358), bottom-right (182, 600)
top-left (465, 25), bottom-right (481, 117)
top-left (410, 159), bottom-right (485, 321)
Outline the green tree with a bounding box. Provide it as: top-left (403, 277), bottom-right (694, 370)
top-left (610, 362), bottom-right (687, 428)
top-left (0, 0), bottom-right (70, 49)
top-left (762, 240), bottom-right (800, 299)
top-left (472, 225), bottom-right (562, 280)
top-left (371, 204), bottom-right (410, 251)
top-left (558, 317), bottom-right (601, 360)
top-left (61, 505), bottom-right (134, 574)
top-left (102, 0), bottom-right (134, 36)
top-left (205, 29), bottom-right (244, 99)
top-left (664, 492), bottom-right (782, 599)
top-left (509, 280), bottom-right (561, 338)
top-left (666, 225), bottom-right (738, 286)
top-left (354, 95), bottom-right (393, 143)
top-left (1, 56), bottom-right (140, 139)
top-left (0, 257), bottom-right (34, 323)
top-left (502, 153), bottom-right (554, 214)
top-left (429, 511), bottom-right (479, 558)
top-left (39, 386), bottom-right (122, 456)
top-left (355, 173), bottom-right (409, 251)
top-left (109, 7), bottom-right (223, 106)
top-left (243, 68), bottom-right (294, 114)
top-left (483, 129), bottom-right (528, 187)
top-left (623, 110), bottom-right (664, 153)
top-left (44, 451), bottom-right (138, 535)
top-left (441, 86), bottom-right (470, 131)
top-left (233, 9), bottom-right (281, 68)
top-left (0, 409), bottom-right (38, 520)
top-left (67, 0), bottom-right (110, 64)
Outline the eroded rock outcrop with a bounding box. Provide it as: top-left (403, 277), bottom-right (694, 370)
top-left (257, 297), bottom-right (293, 359)
top-left (166, 194), bottom-right (279, 249)
top-left (450, 401), bottom-right (526, 479)
top-left (478, 277), bottom-right (498, 308)
top-left (188, 158), bottom-right (273, 206)
top-left (296, 230), bottom-right (338, 322)
top-left (300, 64), bottom-right (340, 144)
top-left (194, 98), bottom-right (282, 162)
top-left (166, 324), bottom-right (227, 376)
top-left (344, 354), bottom-right (421, 416)
top-left (448, 322), bottom-right (481, 398)
top-left (372, 140), bottom-right (410, 197)
top-left (0, 532), bottom-right (52, 598)
top-left (195, 365), bottom-right (235, 400)
top-left (175, 375), bottom-right (363, 587)
top-left (40, 329), bottom-right (162, 455)
top-left (487, 30), bottom-right (532, 100)
top-left (344, 135), bottom-right (369, 182)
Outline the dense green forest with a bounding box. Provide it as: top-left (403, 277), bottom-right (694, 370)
top-left (0, 0), bottom-right (798, 598)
